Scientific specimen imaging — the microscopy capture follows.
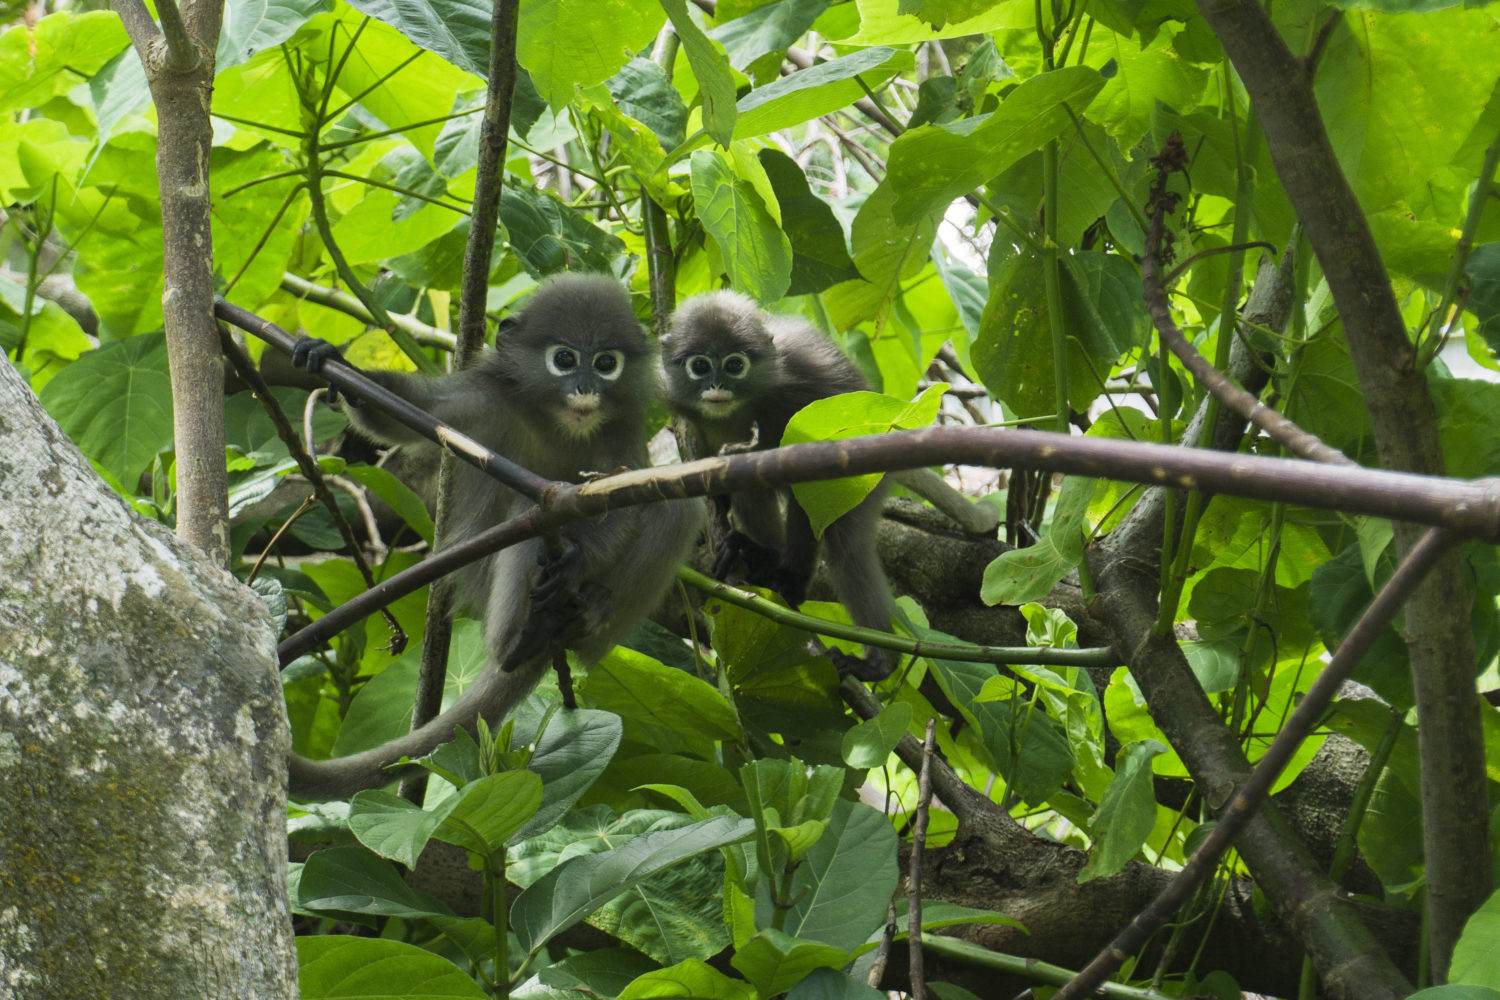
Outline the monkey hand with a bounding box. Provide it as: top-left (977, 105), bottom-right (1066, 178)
top-left (767, 565), bottom-right (810, 609)
top-left (711, 531), bottom-right (780, 584)
top-left (827, 648), bottom-right (896, 682)
top-left (290, 336), bottom-right (349, 404)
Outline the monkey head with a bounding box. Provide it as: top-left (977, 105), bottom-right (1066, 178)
top-left (494, 272), bottom-right (654, 440)
top-left (661, 290), bottom-right (783, 420)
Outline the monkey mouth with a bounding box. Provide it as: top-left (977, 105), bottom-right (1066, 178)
top-left (561, 394), bottom-right (605, 436)
top-left (697, 390), bottom-right (737, 416)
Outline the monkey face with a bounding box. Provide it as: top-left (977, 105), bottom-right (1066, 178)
top-left (538, 342), bottom-right (638, 437)
top-left (671, 349), bottom-right (755, 416)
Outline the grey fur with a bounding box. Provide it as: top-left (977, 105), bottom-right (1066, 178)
top-left (290, 273), bottom-right (703, 800)
top-left (662, 290), bottom-right (898, 679)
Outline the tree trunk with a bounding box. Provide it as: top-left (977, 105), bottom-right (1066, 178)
top-left (0, 360), bottom-right (295, 997)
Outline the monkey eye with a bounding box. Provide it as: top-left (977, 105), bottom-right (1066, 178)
top-left (546, 345), bottom-right (579, 375)
top-left (593, 350), bottom-right (624, 380)
top-left (686, 355), bottom-right (713, 378)
top-left (722, 353), bottom-right (750, 377)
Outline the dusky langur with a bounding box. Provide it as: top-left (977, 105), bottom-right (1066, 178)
top-left (288, 273), bottom-right (703, 800)
top-left (661, 290), bottom-right (898, 681)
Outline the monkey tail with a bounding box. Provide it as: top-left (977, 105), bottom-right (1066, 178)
top-left (287, 654), bottom-right (552, 802)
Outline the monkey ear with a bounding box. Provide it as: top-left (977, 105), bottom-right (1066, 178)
top-left (496, 315), bottom-right (522, 337)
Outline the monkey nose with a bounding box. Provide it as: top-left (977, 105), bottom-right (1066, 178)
top-left (566, 392), bottom-right (601, 413)
top-left (702, 387), bottom-right (733, 402)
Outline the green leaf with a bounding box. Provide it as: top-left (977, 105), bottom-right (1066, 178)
top-left (1404, 989), bottom-right (1500, 1000)
top-left (1314, 9), bottom-right (1500, 210)
top-left (1079, 740), bottom-right (1166, 881)
top-left (538, 947), bottom-right (662, 996)
top-left (348, 790), bottom-right (447, 868)
top-left (775, 799), bottom-right (899, 951)
top-left (619, 959), bottom-right (758, 1000)
top-left (298, 845), bottom-right (454, 919)
top-left (661, 0), bottom-right (738, 147)
top-left (980, 472), bottom-right (1093, 605)
top-left (974, 695), bottom-right (1076, 806)
top-left (518, 0), bottom-right (666, 110)
top-left (787, 967), bottom-right (890, 999)
top-left (435, 770), bottom-right (544, 855)
top-left (500, 184), bottom-right (629, 278)
top-left (0, 11), bottom-right (128, 117)
top-left (298, 936), bottom-right (487, 999)
top-left (343, 0), bottom-right (492, 77)
top-left (510, 814), bottom-right (756, 953)
top-left (731, 928), bottom-right (852, 997)
top-left (842, 701), bottom-right (914, 769)
top-left (759, 148), bottom-right (861, 295)
top-left (516, 707), bottom-right (625, 840)
top-left (39, 333), bottom-right (173, 487)
top-left (784, 385), bottom-right (945, 535)
top-left (218, 0), bottom-right (332, 71)
top-left (847, 181), bottom-right (940, 328)
top-left (886, 65), bottom-right (1105, 224)
top-left (584, 647), bottom-right (740, 757)
top-left (690, 148), bottom-right (793, 301)
top-left (1466, 243), bottom-right (1500, 361)
top-left (328, 618), bottom-right (487, 757)
top-left (735, 47), bottom-right (914, 138)
top-left (1450, 889), bottom-right (1500, 987)
top-left (340, 464), bottom-right (434, 544)
top-left (608, 57), bottom-right (688, 150)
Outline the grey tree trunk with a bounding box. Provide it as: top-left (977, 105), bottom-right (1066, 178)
top-left (0, 359), bottom-right (296, 997)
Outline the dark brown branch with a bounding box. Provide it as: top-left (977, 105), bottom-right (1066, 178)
top-left (214, 297), bottom-right (551, 501)
top-left (1142, 135), bottom-right (1352, 468)
top-left (1056, 528), bottom-right (1458, 999)
top-left (216, 324), bottom-right (407, 653)
top-left (1195, 0), bottom-right (1490, 972)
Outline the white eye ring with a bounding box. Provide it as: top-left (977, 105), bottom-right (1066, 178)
top-left (721, 352), bottom-right (750, 377)
top-left (593, 350), bottom-right (625, 381)
top-left (546, 345), bottom-right (579, 376)
top-left (686, 355), bottom-right (713, 378)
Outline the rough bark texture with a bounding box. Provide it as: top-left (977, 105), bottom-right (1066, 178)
top-left (126, 3), bottom-right (231, 566)
top-left (0, 361), bottom-right (294, 997)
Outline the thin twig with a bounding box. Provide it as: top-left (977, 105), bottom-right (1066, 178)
top-left (1141, 134), bottom-right (1355, 468)
top-left (908, 718), bottom-right (936, 1000)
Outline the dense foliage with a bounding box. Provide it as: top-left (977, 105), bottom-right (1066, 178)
top-left (8, 0), bottom-right (1500, 997)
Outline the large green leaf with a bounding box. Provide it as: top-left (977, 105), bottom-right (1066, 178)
top-left (885, 65), bottom-right (1105, 224)
top-left (219, 0), bottom-right (332, 70)
top-left (515, 707), bottom-right (625, 841)
top-left (0, 11), bottom-right (127, 117)
top-left (583, 647), bottom-right (740, 758)
top-left (772, 799), bottom-right (898, 952)
top-left (1315, 8), bottom-right (1500, 210)
top-left (500, 184), bottom-right (629, 277)
top-left (758, 147), bottom-right (860, 295)
top-left (1451, 890), bottom-right (1500, 988)
top-left (847, 181), bottom-right (939, 327)
top-left (735, 47), bottom-right (913, 138)
top-left (620, 959), bottom-right (758, 1000)
top-left (690, 148), bottom-right (793, 301)
top-left (518, 0), bottom-right (666, 110)
top-left (661, 0), bottom-right (738, 147)
top-left (510, 814), bottom-right (756, 953)
top-left (1078, 739), bottom-right (1166, 881)
top-left (39, 333), bottom-right (172, 487)
top-left (980, 469), bottom-right (1093, 606)
top-left (784, 385), bottom-right (946, 536)
top-left (298, 936), bottom-right (486, 999)
top-left (731, 929), bottom-right (852, 997)
top-left (343, 0), bottom-right (492, 77)
top-left (434, 770), bottom-right (545, 855)
top-left (710, 0), bottom-right (832, 82)
top-left (608, 57), bottom-right (689, 151)
top-left (298, 845), bottom-right (453, 919)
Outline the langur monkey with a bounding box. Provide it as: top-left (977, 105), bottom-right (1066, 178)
top-left (661, 290), bottom-right (898, 681)
top-left (288, 273), bottom-right (703, 800)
